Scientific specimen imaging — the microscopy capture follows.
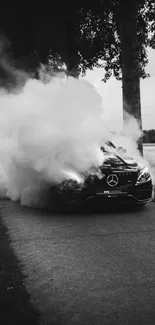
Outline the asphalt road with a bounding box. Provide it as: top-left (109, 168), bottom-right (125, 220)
top-left (1, 200), bottom-right (155, 325)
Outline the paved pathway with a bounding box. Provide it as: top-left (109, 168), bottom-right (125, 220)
top-left (1, 200), bottom-right (155, 325)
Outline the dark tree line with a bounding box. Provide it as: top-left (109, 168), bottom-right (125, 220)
top-left (0, 0), bottom-right (155, 152)
top-left (143, 130), bottom-right (155, 143)
top-left (0, 1), bottom-right (154, 75)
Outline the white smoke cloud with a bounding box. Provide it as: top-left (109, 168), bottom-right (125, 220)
top-left (0, 64), bottom-right (153, 208)
top-left (143, 146), bottom-right (155, 185)
top-left (111, 113), bottom-right (143, 160)
top-left (0, 74), bottom-right (113, 207)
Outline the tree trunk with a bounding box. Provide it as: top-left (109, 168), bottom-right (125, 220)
top-left (119, 0), bottom-right (143, 155)
top-left (66, 56), bottom-right (80, 78)
top-left (65, 8), bottom-right (80, 78)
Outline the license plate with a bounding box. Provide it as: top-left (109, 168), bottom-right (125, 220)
top-left (97, 190), bottom-right (127, 195)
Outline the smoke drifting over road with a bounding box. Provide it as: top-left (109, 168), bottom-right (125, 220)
top-left (0, 62), bottom-right (151, 208)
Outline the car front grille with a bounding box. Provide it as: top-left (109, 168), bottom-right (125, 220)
top-left (111, 172), bottom-right (137, 187)
top-left (86, 171), bottom-right (138, 189)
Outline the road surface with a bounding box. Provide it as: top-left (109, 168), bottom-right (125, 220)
top-left (1, 200), bottom-right (155, 325)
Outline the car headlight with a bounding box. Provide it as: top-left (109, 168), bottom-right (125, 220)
top-left (136, 166), bottom-right (151, 185)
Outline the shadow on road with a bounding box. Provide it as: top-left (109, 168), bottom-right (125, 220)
top-left (17, 199), bottom-right (149, 218)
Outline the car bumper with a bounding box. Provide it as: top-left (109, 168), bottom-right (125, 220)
top-left (84, 193), bottom-right (152, 205)
top-left (52, 181), bottom-right (153, 208)
top-left (84, 187), bottom-right (152, 206)
top-left (70, 182), bottom-right (153, 206)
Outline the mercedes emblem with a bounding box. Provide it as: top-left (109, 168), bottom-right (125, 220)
top-left (107, 174), bottom-right (118, 187)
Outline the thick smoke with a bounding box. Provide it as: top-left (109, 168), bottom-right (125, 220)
top-left (0, 60), bottom-right (153, 208)
top-left (0, 72), bottom-right (113, 207)
top-left (143, 146), bottom-right (155, 185)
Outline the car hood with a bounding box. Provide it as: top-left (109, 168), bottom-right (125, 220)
top-left (101, 152), bottom-right (139, 170)
top-left (58, 152), bottom-right (145, 186)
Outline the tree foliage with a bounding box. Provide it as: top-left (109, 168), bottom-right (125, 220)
top-left (78, 0), bottom-right (155, 80)
top-left (143, 129), bottom-right (155, 143)
top-left (0, 0), bottom-right (155, 78)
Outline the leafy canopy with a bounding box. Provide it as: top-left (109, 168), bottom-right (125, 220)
top-left (0, 1), bottom-right (154, 79)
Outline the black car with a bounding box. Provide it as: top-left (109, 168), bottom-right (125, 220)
top-left (50, 141), bottom-right (152, 208)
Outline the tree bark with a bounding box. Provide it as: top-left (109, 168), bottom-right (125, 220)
top-left (119, 0), bottom-right (143, 155)
top-left (65, 7), bottom-right (80, 78)
top-left (66, 56), bottom-right (80, 78)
